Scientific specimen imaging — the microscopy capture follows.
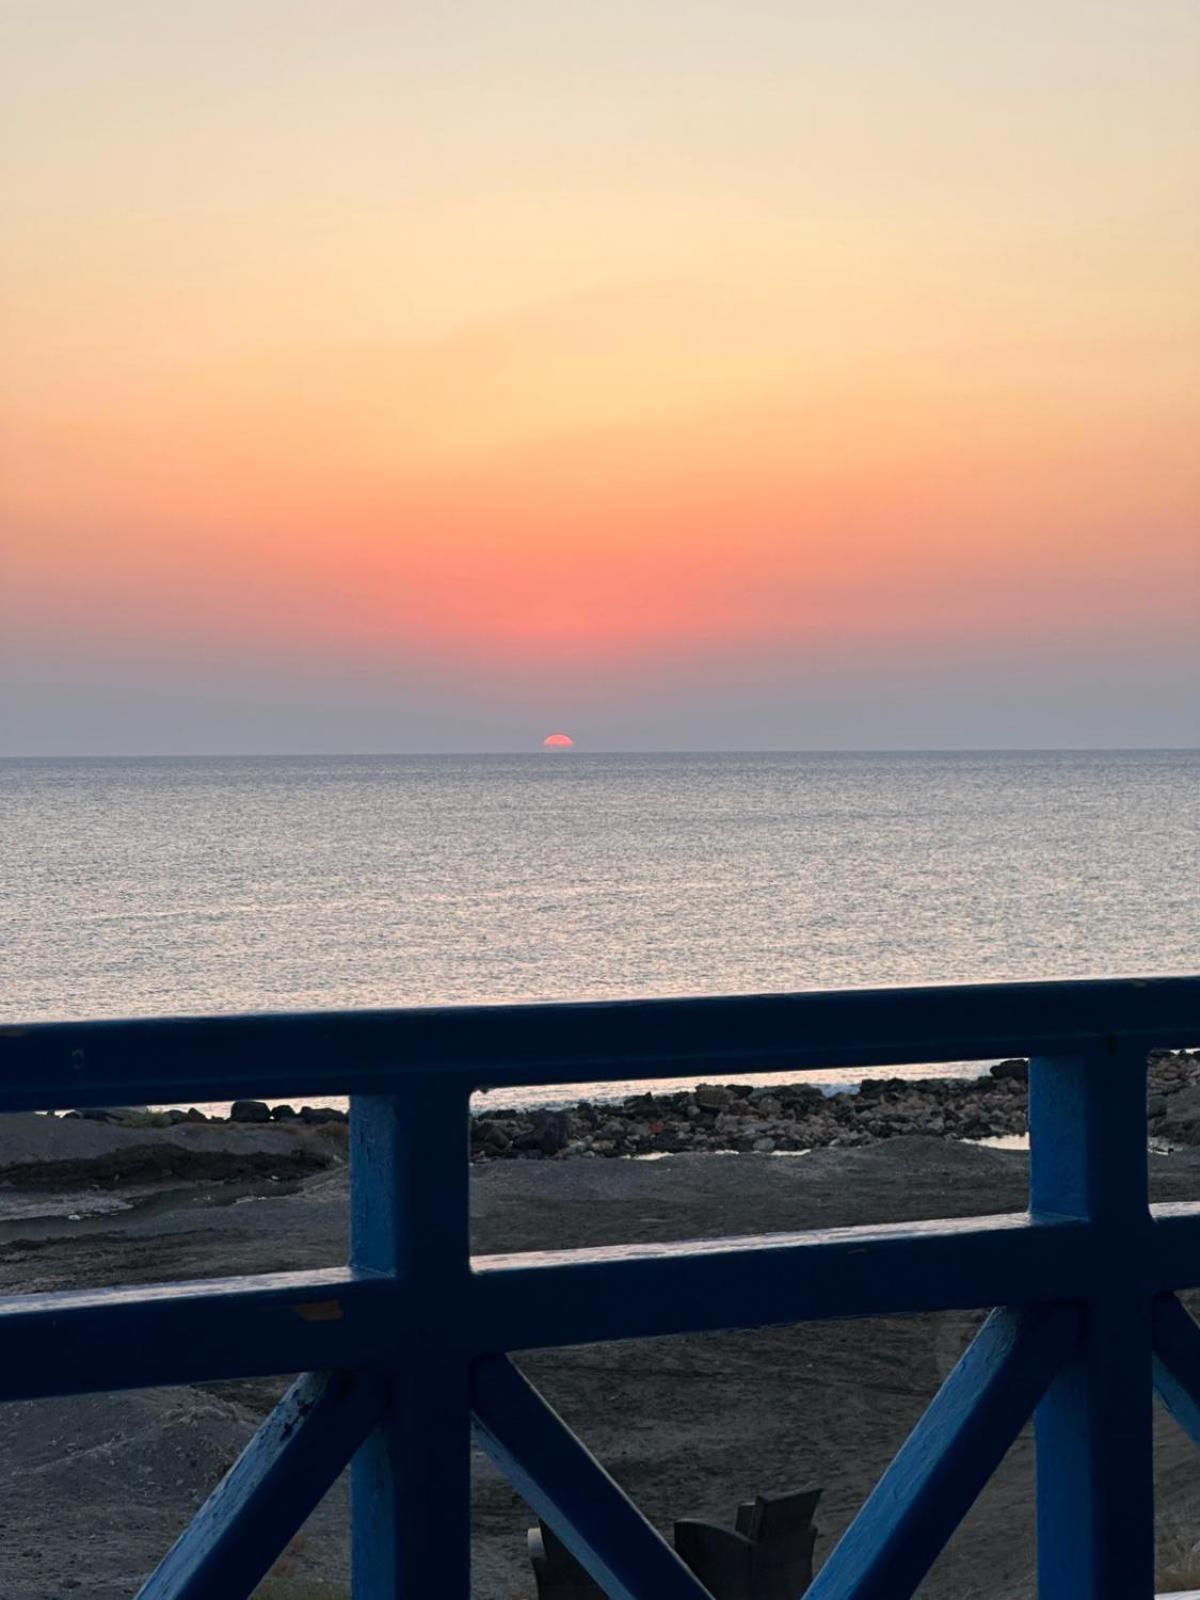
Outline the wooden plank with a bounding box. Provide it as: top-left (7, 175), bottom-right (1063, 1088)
top-left (350, 1089), bottom-right (473, 1600)
top-left (0, 1269), bottom-right (395, 1401)
top-left (135, 1369), bottom-right (384, 1600)
top-left (805, 1304), bottom-right (1077, 1600)
top-left (7, 1207), bottom-right (1200, 1404)
top-left (471, 1354), bottom-right (715, 1600)
top-left (0, 974), bottom-right (1194, 1110)
top-left (354, 1355), bottom-right (474, 1600)
top-left (1030, 1045), bottom-right (1156, 1600)
top-left (1149, 1204), bottom-right (1200, 1291)
top-left (472, 1213), bottom-right (1099, 1349)
top-left (1152, 1292), bottom-right (1200, 1443)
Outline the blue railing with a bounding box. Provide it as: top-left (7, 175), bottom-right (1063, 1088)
top-left (2, 974), bottom-right (1200, 1598)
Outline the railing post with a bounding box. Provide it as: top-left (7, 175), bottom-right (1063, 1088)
top-left (1029, 1042), bottom-right (1154, 1599)
top-left (350, 1082), bottom-right (473, 1598)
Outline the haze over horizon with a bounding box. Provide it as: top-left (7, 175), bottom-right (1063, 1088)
top-left (3, 2), bottom-right (1198, 756)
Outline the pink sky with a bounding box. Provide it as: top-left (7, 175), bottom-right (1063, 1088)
top-left (2, 1), bottom-right (1197, 750)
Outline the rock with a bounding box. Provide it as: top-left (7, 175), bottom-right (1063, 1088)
top-left (164, 1109), bottom-right (189, 1125)
top-left (989, 1060), bottom-right (1028, 1083)
top-left (184, 1107), bottom-right (208, 1122)
top-left (76, 1106), bottom-right (151, 1124)
top-left (695, 1085), bottom-right (734, 1111)
top-left (514, 1112), bottom-right (570, 1157)
top-left (299, 1106), bottom-right (347, 1124)
top-left (270, 1104), bottom-right (298, 1121)
top-left (230, 1100), bottom-right (272, 1124)
top-left (1154, 1086), bottom-right (1200, 1144)
top-left (1147, 1095), bottom-right (1168, 1121)
top-left (752, 1137), bottom-right (776, 1153)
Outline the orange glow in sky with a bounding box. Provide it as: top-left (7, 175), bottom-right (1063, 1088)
top-left (1, 2), bottom-right (1197, 751)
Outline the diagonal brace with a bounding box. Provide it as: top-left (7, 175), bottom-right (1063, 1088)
top-left (806, 1303), bottom-right (1079, 1600)
top-left (1152, 1291), bottom-right (1200, 1442)
top-left (135, 1368), bottom-right (386, 1600)
top-left (472, 1354), bottom-right (715, 1600)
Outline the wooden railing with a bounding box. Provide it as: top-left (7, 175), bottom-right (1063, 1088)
top-left (1, 974), bottom-right (1199, 1597)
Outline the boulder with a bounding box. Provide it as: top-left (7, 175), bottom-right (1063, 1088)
top-left (1155, 1086), bottom-right (1200, 1144)
top-left (270, 1103), bottom-right (298, 1121)
top-left (989, 1059), bottom-right (1029, 1083)
top-left (696, 1084), bottom-right (734, 1111)
top-left (230, 1099), bottom-right (272, 1124)
top-left (76, 1105), bottom-right (151, 1124)
top-left (514, 1112), bottom-right (570, 1157)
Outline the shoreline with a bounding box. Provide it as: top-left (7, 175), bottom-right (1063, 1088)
top-left (1, 1049), bottom-right (1195, 1197)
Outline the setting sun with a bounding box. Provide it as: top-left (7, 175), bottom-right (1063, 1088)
top-left (542, 733), bottom-right (575, 749)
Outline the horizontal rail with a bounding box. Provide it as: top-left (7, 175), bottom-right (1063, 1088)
top-left (0, 1269), bottom-right (398, 1398)
top-left (474, 1213), bottom-right (1099, 1348)
top-left (4, 1205), bottom-right (1200, 1402)
top-left (0, 974), bottom-right (1196, 1111)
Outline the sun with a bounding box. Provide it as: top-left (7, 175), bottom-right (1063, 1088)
top-left (542, 732), bottom-right (575, 749)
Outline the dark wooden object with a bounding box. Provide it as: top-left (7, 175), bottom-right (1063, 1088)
top-left (674, 1488), bottom-right (821, 1599)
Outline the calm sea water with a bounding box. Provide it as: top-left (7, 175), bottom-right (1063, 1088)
top-left (2, 752), bottom-right (1196, 1107)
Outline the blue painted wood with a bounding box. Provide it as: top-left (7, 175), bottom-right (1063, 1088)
top-left (806, 1305), bottom-right (1077, 1600)
top-left (1148, 1204), bottom-right (1200, 1290)
top-left (351, 1089), bottom-right (473, 1599)
top-left (471, 1354), bottom-right (715, 1600)
top-left (1030, 1045), bottom-right (1156, 1599)
top-left (0, 979), bottom-right (1191, 1597)
top-left (0, 973), bottom-right (1194, 1111)
top-left (1151, 1293), bottom-right (1200, 1443)
top-left (472, 1213), bottom-right (1100, 1350)
top-left (0, 1269), bottom-right (398, 1400)
top-left (135, 1369), bottom-right (385, 1599)
top-left (0, 1207), bottom-right (1191, 1411)
top-left (7, 1205), bottom-right (1200, 1407)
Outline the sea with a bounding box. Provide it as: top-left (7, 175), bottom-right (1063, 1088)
top-left (1, 751), bottom-right (1196, 1111)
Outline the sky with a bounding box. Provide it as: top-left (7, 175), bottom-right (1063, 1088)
top-left (2, 0), bottom-right (1198, 753)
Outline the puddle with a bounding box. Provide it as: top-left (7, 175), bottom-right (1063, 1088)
top-left (628, 1148), bottom-right (814, 1162)
top-left (0, 1191), bottom-right (134, 1224)
top-left (0, 1175), bottom-right (305, 1242)
top-left (968, 1134), bottom-right (1183, 1156)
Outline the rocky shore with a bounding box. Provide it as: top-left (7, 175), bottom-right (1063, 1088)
top-left (11, 1049), bottom-right (1195, 1188)
top-left (471, 1047), bottom-right (1200, 1161)
top-left (473, 1069), bottom-right (1030, 1160)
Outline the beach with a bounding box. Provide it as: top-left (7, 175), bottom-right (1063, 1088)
top-left (3, 1070), bottom-right (1200, 1598)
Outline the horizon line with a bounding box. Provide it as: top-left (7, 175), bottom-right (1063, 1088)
top-left (2, 745), bottom-right (1197, 761)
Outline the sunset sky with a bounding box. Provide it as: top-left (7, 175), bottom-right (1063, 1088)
top-left (2, 1), bottom-right (1197, 752)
